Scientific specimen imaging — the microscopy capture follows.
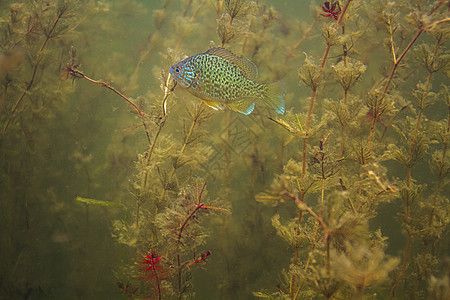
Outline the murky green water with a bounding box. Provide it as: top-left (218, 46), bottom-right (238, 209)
top-left (1, 0), bottom-right (449, 299)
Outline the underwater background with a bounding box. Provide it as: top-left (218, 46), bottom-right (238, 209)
top-left (0, 0), bottom-right (449, 299)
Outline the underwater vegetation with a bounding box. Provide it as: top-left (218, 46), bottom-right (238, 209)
top-left (0, 0), bottom-right (449, 299)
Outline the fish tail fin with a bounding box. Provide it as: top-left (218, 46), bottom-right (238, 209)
top-left (263, 81), bottom-right (286, 114)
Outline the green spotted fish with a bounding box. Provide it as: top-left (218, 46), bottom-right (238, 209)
top-left (169, 48), bottom-right (285, 115)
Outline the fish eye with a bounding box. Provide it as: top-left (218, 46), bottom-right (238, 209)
top-left (175, 67), bottom-right (180, 73)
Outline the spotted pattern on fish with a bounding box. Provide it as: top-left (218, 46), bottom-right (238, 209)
top-left (170, 48), bottom-right (285, 115)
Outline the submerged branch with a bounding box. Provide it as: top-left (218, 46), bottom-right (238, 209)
top-left (64, 67), bottom-right (152, 145)
top-left (281, 191), bottom-right (328, 238)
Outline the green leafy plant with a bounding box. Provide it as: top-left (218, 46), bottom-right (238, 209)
top-left (1, 0), bottom-right (449, 299)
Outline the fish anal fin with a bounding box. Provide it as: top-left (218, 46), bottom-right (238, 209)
top-left (206, 48), bottom-right (258, 80)
top-left (227, 98), bottom-right (255, 115)
top-left (202, 100), bottom-right (224, 110)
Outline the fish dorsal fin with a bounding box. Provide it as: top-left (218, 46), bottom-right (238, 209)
top-left (206, 48), bottom-right (258, 80)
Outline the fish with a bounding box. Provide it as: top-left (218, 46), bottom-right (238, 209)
top-left (169, 48), bottom-right (285, 115)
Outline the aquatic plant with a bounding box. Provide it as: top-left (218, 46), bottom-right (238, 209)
top-left (1, 0), bottom-right (449, 299)
top-left (256, 0), bottom-right (449, 299)
top-left (138, 250), bottom-right (168, 299)
top-left (0, 1), bottom-right (89, 298)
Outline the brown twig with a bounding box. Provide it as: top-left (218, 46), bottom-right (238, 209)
top-left (281, 191), bottom-right (328, 238)
top-left (64, 67), bottom-right (152, 145)
top-left (177, 182), bottom-right (207, 242)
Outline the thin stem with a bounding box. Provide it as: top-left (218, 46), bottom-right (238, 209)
top-left (367, 27), bottom-right (424, 150)
top-left (159, 104), bottom-right (204, 201)
top-left (143, 124), bottom-right (164, 189)
top-left (302, 0), bottom-right (352, 175)
top-left (142, 74), bottom-right (176, 190)
top-left (413, 97), bottom-right (450, 293)
top-left (384, 28), bottom-right (424, 101)
top-left (412, 35), bottom-right (445, 294)
top-left (177, 253), bottom-right (182, 299)
top-left (326, 238), bottom-right (331, 277)
top-left (390, 231), bottom-right (411, 299)
top-left (390, 33), bottom-right (441, 298)
top-left (3, 6), bottom-right (66, 134)
top-left (294, 4), bottom-right (352, 297)
top-left (359, 27), bottom-right (424, 200)
top-left (356, 285), bottom-right (363, 300)
top-left (339, 21), bottom-right (349, 177)
top-left (150, 257), bottom-right (162, 300)
top-left (290, 209), bottom-right (302, 298)
top-left (428, 105), bottom-right (449, 222)
top-left (282, 191), bottom-right (328, 236)
top-left (411, 33), bottom-right (440, 151)
top-left (175, 182), bottom-right (208, 299)
top-left (177, 183), bottom-right (207, 241)
top-left (293, 224), bottom-right (321, 299)
top-left (388, 18), bottom-right (397, 64)
top-left (65, 67), bottom-right (152, 145)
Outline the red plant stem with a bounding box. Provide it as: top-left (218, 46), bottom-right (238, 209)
top-left (196, 181), bottom-right (207, 205)
top-left (358, 27), bottom-right (424, 201)
top-left (366, 28), bottom-right (424, 150)
top-left (302, 0), bottom-right (352, 175)
top-left (150, 259), bottom-right (162, 300)
top-left (177, 205), bottom-right (204, 241)
top-left (282, 191), bottom-right (328, 236)
top-left (187, 251), bottom-right (211, 267)
top-left (65, 67), bottom-right (152, 145)
top-left (140, 252), bottom-right (167, 299)
top-left (294, 2), bottom-right (351, 297)
top-left (336, 0), bottom-right (351, 25)
top-left (175, 183), bottom-right (208, 299)
top-left (177, 182), bottom-right (207, 241)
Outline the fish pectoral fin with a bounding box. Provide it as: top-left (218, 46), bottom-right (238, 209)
top-left (227, 98), bottom-right (255, 115)
top-left (202, 100), bottom-right (224, 110)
